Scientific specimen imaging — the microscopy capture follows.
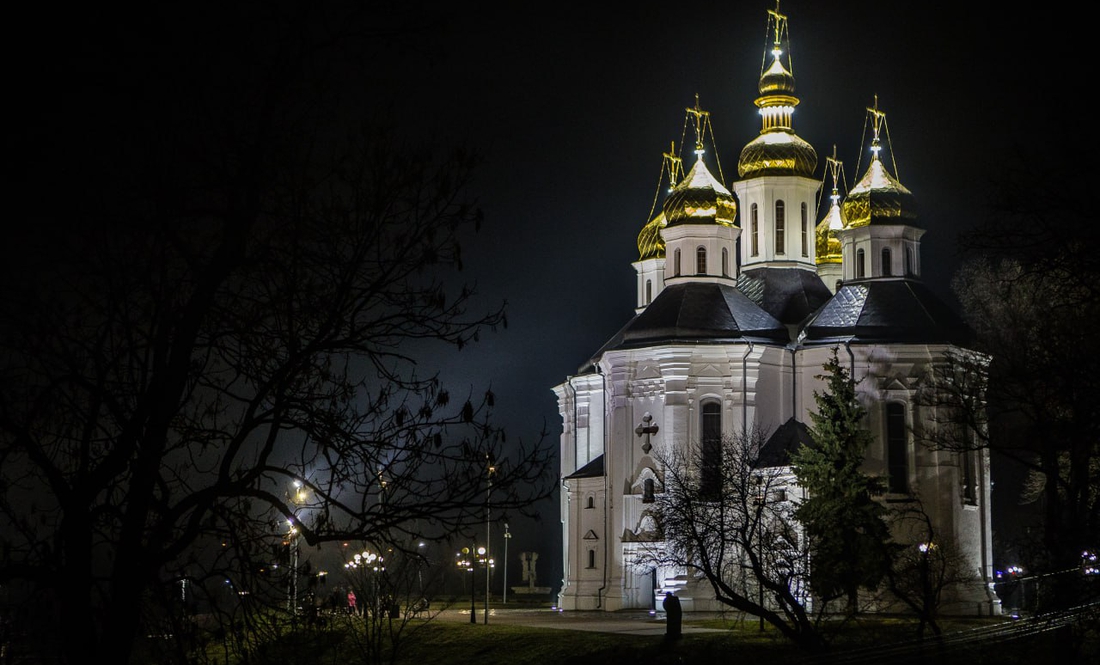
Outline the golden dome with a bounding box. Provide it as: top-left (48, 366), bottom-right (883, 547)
top-left (759, 56), bottom-right (795, 95)
top-left (637, 211), bottom-right (667, 260)
top-left (738, 131), bottom-right (817, 178)
top-left (662, 157), bottom-right (737, 227)
top-left (815, 195), bottom-right (846, 265)
top-left (841, 157), bottom-right (918, 228)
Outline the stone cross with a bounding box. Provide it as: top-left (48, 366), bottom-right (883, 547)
top-left (635, 413), bottom-right (659, 454)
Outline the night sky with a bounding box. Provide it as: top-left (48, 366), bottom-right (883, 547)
top-left (12, 2), bottom-right (1086, 592)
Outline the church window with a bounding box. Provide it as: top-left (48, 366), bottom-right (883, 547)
top-left (721, 248), bottom-right (729, 276)
top-left (700, 401), bottom-right (722, 500)
top-left (905, 247), bottom-right (914, 276)
top-left (801, 202), bottom-right (809, 256)
top-left (585, 496), bottom-right (594, 509)
top-left (856, 249), bottom-right (866, 278)
top-left (587, 549), bottom-right (596, 569)
top-left (886, 402), bottom-right (908, 493)
top-left (643, 478), bottom-right (655, 503)
top-left (775, 200), bottom-right (786, 254)
top-left (751, 204), bottom-right (759, 256)
top-left (961, 445), bottom-right (977, 505)
top-left (674, 248), bottom-right (681, 276)
top-left (882, 247), bottom-right (892, 276)
top-left (645, 279), bottom-right (652, 304)
top-left (696, 246), bottom-right (706, 274)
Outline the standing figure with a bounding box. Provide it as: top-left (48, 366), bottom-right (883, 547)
top-left (662, 591), bottom-right (682, 641)
top-left (347, 590), bottom-right (358, 615)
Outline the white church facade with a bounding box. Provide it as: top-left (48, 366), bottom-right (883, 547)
top-left (554, 5), bottom-right (999, 616)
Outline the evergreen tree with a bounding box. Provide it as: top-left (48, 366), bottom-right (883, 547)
top-left (792, 349), bottom-right (894, 615)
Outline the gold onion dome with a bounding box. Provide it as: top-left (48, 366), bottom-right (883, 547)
top-left (815, 194), bottom-right (846, 265)
top-left (662, 157), bottom-right (737, 227)
top-left (759, 55), bottom-right (796, 95)
top-left (637, 211), bottom-right (667, 260)
top-left (841, 156), bottom-right (919, 228)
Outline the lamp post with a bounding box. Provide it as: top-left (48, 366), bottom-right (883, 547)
top-left (459, 546), bottom-right (476, 623)
top-left (286, 479), bottom-right (309, 622)
top-left (503, 523), bottom-right (511, 604)
top-left (485, 456), bottom-right (495, 624)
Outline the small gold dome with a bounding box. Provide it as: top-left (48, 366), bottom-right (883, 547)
top-left (815, 198), bottom-right (846, 265)
top-left (738, 131), bottom-right (817, 178)
top-left (662, 158), bottom-right (737, 227)
top-left (637, 211), bottom-right (667, 260)
top-left (841, 157), bottom-right (918, 227)
top-left (759, 56), bottom-right (795, 95)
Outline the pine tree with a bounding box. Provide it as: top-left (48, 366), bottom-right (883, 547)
top-left (792, 349), bottom-right (894, 615)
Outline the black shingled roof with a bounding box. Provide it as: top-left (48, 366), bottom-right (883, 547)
top-left (564, 455), bottom-right (604, 479)
top-left (802, 280), bottom-right (971, 345)
top-left (756, 417), bottom-right (816, 468)
top-left (737, 267), bottom-right (834, 326)
top-left (595, 282), bottom-right (788, 358)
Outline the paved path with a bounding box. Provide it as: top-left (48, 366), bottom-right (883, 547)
top-left (430, 606), bottom-right (727, 636)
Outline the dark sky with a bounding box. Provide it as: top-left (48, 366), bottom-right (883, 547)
top-left (12, 2), bottom-right (1084, 591)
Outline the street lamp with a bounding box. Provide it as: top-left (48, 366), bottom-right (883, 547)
top-left (503, 523), bottom-right (511, 604)
top-left (286, 479), bottom-right (309, 621)
top-left (485, 456), bottom-right (495, 624)
top-left (458, 546), bottom-right (476, 623)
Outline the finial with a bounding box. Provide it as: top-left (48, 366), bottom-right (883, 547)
top-left (867, 95), bottom-right (886, 158)
top-left (663, 141), bottom-right (683, 191)
top-left (825, 145), bottom-right (843, 203)
top-left (768, 0), bottom-right (787, 53)
top-left (686, 94), bottom-right (709, 157)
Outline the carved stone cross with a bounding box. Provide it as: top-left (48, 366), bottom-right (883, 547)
top-left (635, 412), bottom-right (659, 454)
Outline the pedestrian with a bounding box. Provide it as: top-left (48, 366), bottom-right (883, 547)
top-left (347, 589), bottom-right (357, 615)
top-left (662, 591), bottom-right (682, 641)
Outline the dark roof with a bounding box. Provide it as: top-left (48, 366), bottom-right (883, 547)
top-left (801, 279), bottom-right (971, 345)
top-left (756, 417), bottom-right (815, 468)
top-left (737, 267), bottom-right (833, 326)
top-left (564, 455), bottom-right (604, 479)
top-left (591, 282), bottom-right (788, 359)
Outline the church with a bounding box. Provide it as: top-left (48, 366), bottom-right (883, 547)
top-left (553, 4), bottom-right (998, 616)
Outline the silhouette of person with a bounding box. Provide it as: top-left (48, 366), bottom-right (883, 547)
top-left (662, 591), bottom-right (682, 640)
top-left (347, 590), bottom-right (358, 615)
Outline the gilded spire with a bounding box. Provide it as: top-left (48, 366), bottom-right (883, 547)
top-left (842, 97), bottom-right (919, 228)
top-left (815, 146), bottom-right (847, 265)
top-left (737, 1), bottom-right (816, 178)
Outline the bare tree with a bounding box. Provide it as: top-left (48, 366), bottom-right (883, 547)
top-left (884, 501), bottom-right (977, 640)
top-left (641, 427), bottom-right (826, 653)
top-left (0, 4), bottom-right (554, 664)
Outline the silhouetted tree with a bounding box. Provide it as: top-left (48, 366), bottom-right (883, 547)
top-left (0, 4), bottom-right (553, 664)
top-left (643, 427), bottom-right (826, 653)
top-left (918, 155), bottom-right (1100, 609)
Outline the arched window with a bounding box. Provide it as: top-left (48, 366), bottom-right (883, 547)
top-left (585, 496), bottom-right (594, 509)
top-left (856, 249), bottom-right (866, 278)
top-left (696, 246), bottom-right (706, 275)
top-left (905, 247), bottom-right (914, 276)
top-left (801, 202), bottom-right (809, 256)
top-left (721, 248), bottom-right (729, 276)
top-left (700, 401), bottom-right (722, 500)
top-left (775, 200), bottom-right (786, 255)
top-left (645, 279), bottom-right (652, 304)
top-left (882, 247), bottom-right (892, 276)
top-left (750, 204), bottom-right (759, 256)
top-left (674, 248), bottom-right (681, 276)
top-left (587, 549), bottom-right (596, 569)
top-left (643, 478), bottom-right (655, 503)
top-left (886, 403), bottom-right (908, 493)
